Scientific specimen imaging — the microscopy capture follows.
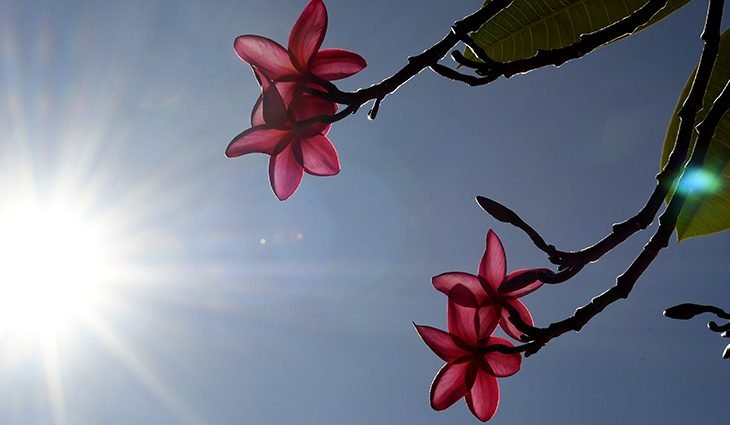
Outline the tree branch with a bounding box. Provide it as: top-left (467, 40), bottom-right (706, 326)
top-left (480, 0), bottom-right (728, 356)
top-left (314, 0), bottom-right (515, 107)
top-left (476, 0), bottom-right (724, 287)
top-left (519, 47), bottom-right (730, 357)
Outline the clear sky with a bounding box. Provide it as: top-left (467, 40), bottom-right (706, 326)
top-left (0, 0), bottom-right (728, 424)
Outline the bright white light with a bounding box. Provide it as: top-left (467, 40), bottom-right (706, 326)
top-left (0, 205), bottom-right (112, 338)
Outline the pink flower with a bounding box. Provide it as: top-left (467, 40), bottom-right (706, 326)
top-left (226, 72), bottom-right (340, 200)
top-left (415, 299), bottom-right (522, 422)
top-left (228, 0), bottom-right (366, 200)
top-left (433, 230), bottom-right (548, 340)
top-left (233, 0), bottom-right (366, 87)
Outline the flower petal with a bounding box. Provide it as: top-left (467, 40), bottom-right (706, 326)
top-left (250, 67), bottom-right (272, 126)
top-left (310, 48), bottom-right (367, 80)
top-left (477, 305), bottom-right (501, 340)
top-left (251, 94), bottom-right (264, 126)
top-left (268, 143), bottom-right (304, 201)
top-left (262, 85), bottom-right (290, 128)
top-left (501, 268), bottom-right (548, 298)
top-left (226, 126), bottom-right (293, 157)
top-left (432, 272), bottom-right (489, 305)
top-left (499, 299), bottom-right (534, 341)
top-left (414, 324), bottom-right (469, 362)
top-left (430, 361), bottom-right (470, 411)
top-left (448, 300), bottom-right (477, 347)
top-left (299, 134), bottom-right (340, 176)
top-left (478, 230), bottom-right (507, 290)
top-left (290, 92), bottom-right (337, 122)
top-left (288, 0), bottom-right (327, 70)
top-left (234, 35), bottom-right (297, 80)
top-left (448, 284), bottom-right (479, 308)
top-left (483, 336), bottom-right (521, 377)
top-left (465, 369), bottom-right (500, 422)
top-left (252, 66), bottom-right (271, 89)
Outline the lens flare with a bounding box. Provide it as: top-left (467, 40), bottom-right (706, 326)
top-left (677, 168), bottom-right (721, 195)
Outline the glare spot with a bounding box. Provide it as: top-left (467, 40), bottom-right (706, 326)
top-left (259, 238), bottom-right (267, 245)
top-left (677, 169), bottom-right (721, 194)
top-left (295, 232), bottom-right (303, 241)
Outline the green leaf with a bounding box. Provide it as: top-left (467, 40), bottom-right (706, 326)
top-left (466, 0), bottom-right (690, 63)
top-left (661, 30), bottom-right (730, 242)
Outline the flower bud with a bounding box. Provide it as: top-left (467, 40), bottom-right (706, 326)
top-left (663, 303), bottom-right (709, 320)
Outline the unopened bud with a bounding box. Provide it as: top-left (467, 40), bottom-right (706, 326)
top-left (476, 196), bottom-right (517, 223)
top-left (663, 303), bottom-right (709, 320)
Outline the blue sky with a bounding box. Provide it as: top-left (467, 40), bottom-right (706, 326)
top-left (0, 0), bottom-right (728, 424)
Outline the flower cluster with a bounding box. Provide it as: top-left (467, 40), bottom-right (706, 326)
top-left (415, 230), bottom-right (548, 421)
top-left (227, 0), bottom-right (366, 200)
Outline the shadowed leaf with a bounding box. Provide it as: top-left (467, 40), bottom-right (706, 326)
top-left (466, 0), bottom-right (689, 63)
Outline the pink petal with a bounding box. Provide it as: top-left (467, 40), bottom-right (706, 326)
top-left (250, 67), bottom-right (274, 126)
top-left (483, 336), bottom-right (521, 377)
top-left (298, 134), bottom-right (340, 176)
top-left (262, 85), bottom-right (290, 128)
top-left (499, 299), bottom-right (534, 341)
top-left (414, 324), bottom-right (469, 362)
top-left (310, 48), bottom-right (367, 80)
top-left (448, 284), bottom-right (479, 308)
top-left (430, 361), bottom-right (470, 411)
top-left (448, 300), bottom-right (477, 348)
top-left (226, 126), bottom-right (293, 157)
top-left (290, 92), bottom-right (337, 123)
top-left (251, 94), bottom-right (265, 126)
top-left (288, 0), bottom-right (327, 70)
top-left (252, 81), bottom-right (299, 128)
top-left (501, 268), bottom-right (548, 298)
top-left (465, 369), bottom-right (500, 422)
top-left (274, 81), bottom-right (301, 108)
top-left (478, 230), bottom-right (507, 290)
top-left (234, 35), bottom-right (298, 80)
top-left (476, 305), bottom-right (501, 340)
top-left (268, 143), bottom-right (304, 201)
top-left (432, 272), bottom-right (489, 304)
top-left (252, 66), bottom-right (271, 89)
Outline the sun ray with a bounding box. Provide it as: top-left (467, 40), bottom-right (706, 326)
top-left (86, 316), bottom-right (205, 425)
top-left (42, 335), bottom-right (68, 425)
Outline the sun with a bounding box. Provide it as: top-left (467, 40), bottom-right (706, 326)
top-left (0, 203), bottom-right (113, 338)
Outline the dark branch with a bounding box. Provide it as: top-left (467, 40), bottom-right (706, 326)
top-left (430, 64), bottom-right (497, 86)
top-left (475, 0), bottom-right (724, 287)
top-left (315, 0), bottom-right (515, 106)
top-left (482, 0), bottom-right (727, 357)
top-left (518, 42), bottom-right (730, 357)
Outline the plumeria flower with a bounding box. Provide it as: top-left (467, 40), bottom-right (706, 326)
top-left (226, 71), bottom-right (340, 200)
top-left (234, 0), bottom-right (366, 89)
top-left (433, 230), bottom-right (549, 340)
top-left (229, 0), bottom-right (366, 200)
top-left (415, 299), bottom-right (522, 422)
